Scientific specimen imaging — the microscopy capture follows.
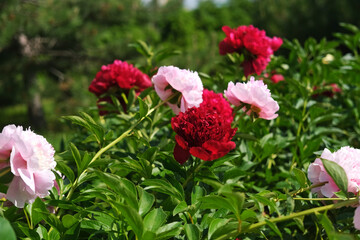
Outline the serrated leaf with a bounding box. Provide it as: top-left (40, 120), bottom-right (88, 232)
top-left (321, 158), bottom-right (348, 196)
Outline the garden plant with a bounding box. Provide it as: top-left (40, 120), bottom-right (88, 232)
top-left (1, 23), bottom-right (360, 240)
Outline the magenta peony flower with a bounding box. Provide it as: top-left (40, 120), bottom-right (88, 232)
top-left (219, 25), bottom-right (283, 77)
top-left (224, 77), bottom-right (279, 120)
top-left (89, 60), bottom-right (152, 115)
top-left (313, 83), bottom-right (341, 98)
top-left (171, 91), bottom-right (236, 164)
top-left (152, 66), bottom-right (203, 114)
top-left (0, 125), bottom-right (56, 208)
top-left (308, 147), bottom-right (360, 198)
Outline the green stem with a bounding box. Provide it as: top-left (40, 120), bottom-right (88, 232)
top-left (24, 208), bottom-right (32, 230)
top-left (294, 197), bottom-right (357, 201)
top-left (216, 198), bottom-right (359, 240)
top-left (182, 161), bottom-right (206, 188)
top-left (290, 182), bottom-right (326, 196)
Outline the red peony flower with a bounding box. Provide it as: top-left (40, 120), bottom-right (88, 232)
top-left (219, 25), bottom-right (282, 77)
top-left (270, 74), bottom-right (285, 84)
top-left (89, 60), bottom-right (152, 115)
top-left (171, 91), bottom-right (237, 164)
top-left (201, 89), bottom-right (234, 125)
top-left (313, 83), bottom-right (341, 98)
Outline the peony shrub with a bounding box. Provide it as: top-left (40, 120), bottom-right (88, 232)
top-left (1, 24), bottom-right (360, 240)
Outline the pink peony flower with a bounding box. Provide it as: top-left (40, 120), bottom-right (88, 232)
top-left (0, 125), bottom-right (56, 208)
top-left (224, 77), bottom-right (279, 120)
top-left (308, 147), bottom-right (360, 198)
top-left (354, 206), bottom-right (360, 230)
top-left (219, 25), bottom-right (283, 77)
top-left (152, 66), bottom-right (203, 114)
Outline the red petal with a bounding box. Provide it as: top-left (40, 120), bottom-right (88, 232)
top-left (173, 143), bottom-right (190, 164)
top-left (189, 147), bottom-right (211, 161)
top-left (175, 135), bottom-right (189, 150)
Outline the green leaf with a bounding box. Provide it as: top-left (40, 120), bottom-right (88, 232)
top-left (0, 217), bottom-right (16, 240)
top-left (142, 231), bottom-right (156, 240)
top-left (110, 201), bottom-right (144, 238)
top-left (138, 97), bottom-right (149, 118)
top-left (221, 192), bottom-right (245, 220)
top-left (31, 198), bottom-right (48, 226)
top-left (138, 187), bottom-right (155, 216)
top-left (95, 171), bottom-right (138, 210)
top-left (36, 225), bottom-right (48, 240)
top-left (127, 88), bottom-right (136, 110)
top-left (56, 161), bottom-right (75, 183)
top-left (173, 201), bottom-right (188, 216)
top-left (184, 224), bottom-right (201, 240)
top-left (211, 221), bottom-right (239, 240)
top-left (62, 214), bottom-right (79, 228)
top-left (156, 222), bottom-right (182, 240)
top-left (292, 168), bottom-right (308, 188)
top-left (315, 212), bottom-right (335, 239)
top-left (200, 195), bottom-right (233, 212)
top-left (69, 142), bottom-right (81, 174)
top-left (321, 158), bottom-right (348, 195)
top-left (143, 208), bottom-right (167, 232)
top-left (265, 220), bottom-right (283, 239)
top-left (191, 186), bottom-right (205, 205)
top-left (142, 179), bottom-right (184, 201)
top-left (208, 218), bottom-right (230, 240)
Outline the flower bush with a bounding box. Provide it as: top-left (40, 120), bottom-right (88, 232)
top-left (1, 23), bottom-right (360, 240)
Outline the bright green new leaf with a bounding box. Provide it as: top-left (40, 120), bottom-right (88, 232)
top-left (144, 208), bottom-right (167, 232)
top-left (184, 224), bottom-right (201, 240)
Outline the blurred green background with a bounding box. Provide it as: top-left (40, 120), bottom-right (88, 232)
top-left (0, 0), bottom-right (359, 140)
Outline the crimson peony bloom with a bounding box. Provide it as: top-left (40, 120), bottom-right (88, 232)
top-left (219, 25), bottom-right (283, 77)
top-left (201, 89), bottom-right (234, 125)
top-left (225, 77), bottom-right (279, 120)
top-left (0, 125), bottom-right (56, 208)
top-left (152, 66), bottom-right (203, 114)
top-left (171, 91), bottom-right (236, 164)
top-left (89, 60), bottom-right (152, 115)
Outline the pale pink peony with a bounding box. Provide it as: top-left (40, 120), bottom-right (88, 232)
top-left (307, 147), bottom-right (360, 198)
top-left (152, 66), bottom-right (203, 114)
top-left (224, 77), bottom-right (279, 120)
top-left (354, 206), bottom-right (360, 230)
top-left (0, 125), bottom-right (56, 208)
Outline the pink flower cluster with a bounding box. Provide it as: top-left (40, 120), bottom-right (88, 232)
top-left (152, 66), bottom-right (203, 114)
top-left (89, 60), bottom-right (152, 114)
top-left (225, 78), bottom-right (279, 120)
top-left (0, 125), bottom-right (56, 208)
top-left (307, 147), bottom-right (360, 230)
top-left (219, 25), bottom-right (283, 77)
